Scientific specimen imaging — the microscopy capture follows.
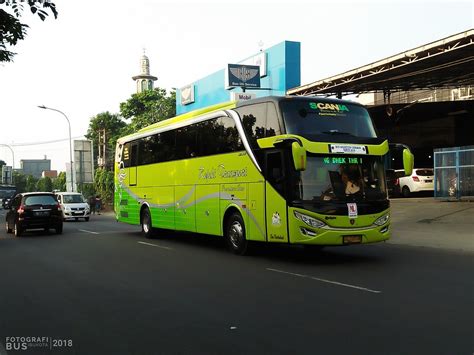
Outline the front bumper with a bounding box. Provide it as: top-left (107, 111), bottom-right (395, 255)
top-left (63, 210), bottom-right (90, 218)
top-left (289, 208), bottom-right (391, 246)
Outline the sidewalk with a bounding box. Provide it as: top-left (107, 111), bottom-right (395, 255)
top-left (388, 198), bottom-right (474, 252)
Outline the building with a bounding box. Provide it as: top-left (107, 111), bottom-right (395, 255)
top-left (42, 170), bottom-right (58, 179)
top-left (176, 41), bottom-right (301, 115)
top-left (20, 158), bottom-right (51, 178)
top-left (132, 51), bottom-right (158, 93)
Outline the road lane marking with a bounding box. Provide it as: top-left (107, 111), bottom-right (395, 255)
top-left (78, 229), bottom-right (100, 235)
top-left (138, 241), bottom-right (173, 250)
top-left (266, 268), bottom-right (382, 294)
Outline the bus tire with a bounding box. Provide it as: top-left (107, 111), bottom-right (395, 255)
top-left (225, 212), bottom-right (248, 255)
top-left (141, 207), bottom-right (154, 239)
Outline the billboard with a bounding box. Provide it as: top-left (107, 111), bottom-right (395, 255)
top-left (227, 64), bottom-right (260, 88)
top-left (74, 140), bottom-right (94, 185)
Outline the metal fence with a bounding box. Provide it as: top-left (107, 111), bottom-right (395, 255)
top-left (434, 145), bottom-right (474, 200)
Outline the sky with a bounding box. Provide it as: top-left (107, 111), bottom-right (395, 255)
top-left (0, 0), bottom-right (472, 171)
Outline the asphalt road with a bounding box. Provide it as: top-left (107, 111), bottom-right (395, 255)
top-left (0, 210), bottom-right (472, 355)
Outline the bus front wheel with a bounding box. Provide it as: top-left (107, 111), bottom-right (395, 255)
top-left (141, 207), bottom-right (154, 239)
top-left (225, 212), bottom-right (248, 255)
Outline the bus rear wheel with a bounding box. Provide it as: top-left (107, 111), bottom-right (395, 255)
top-left (141, 207), bottom-right (154, 239)
top-left (225, 212), bottom-right (248, 255)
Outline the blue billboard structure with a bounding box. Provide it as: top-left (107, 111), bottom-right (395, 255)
top-left (176, 41), bottom-right (300, 115)
top-left (227, 64), bottom-right (261, 89)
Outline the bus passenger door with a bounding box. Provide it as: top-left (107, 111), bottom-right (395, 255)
top-left (129, 142), bottom-right (138, 186)
top-left (265, 150), bottom-right (288, 243)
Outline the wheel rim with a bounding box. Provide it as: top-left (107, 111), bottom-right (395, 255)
top-left (143, 213), bottom-right (150, 233)
top-left (229, 221), bottom-right (243, 249)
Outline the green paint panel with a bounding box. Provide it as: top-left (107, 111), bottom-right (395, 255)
top-left (196, 185), bottom-right (221, 236)
top-left (246, 182), bottom-right (266, 242)
top-left (152, 186), bottom-right (175, 230)
top-left (265, 182), bottom-right (288, 243)
top-left (175, 185), bottom-right (196, 232)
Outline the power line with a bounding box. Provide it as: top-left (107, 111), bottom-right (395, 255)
top-left (6, 136), bottom-right (85, 147)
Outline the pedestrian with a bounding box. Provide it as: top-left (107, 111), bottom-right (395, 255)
top-left (89, 195), bottom-right (96, 215)
top-left (95, 195), bottom-right (102, 215)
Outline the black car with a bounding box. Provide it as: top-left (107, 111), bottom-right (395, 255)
top-left (5, 192), bottom-right (63, 236)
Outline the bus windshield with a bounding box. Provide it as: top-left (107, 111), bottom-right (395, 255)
top-left (292, 154), bottom-right (386, 202)
top-left (280, 99), bottom-right (377, 139)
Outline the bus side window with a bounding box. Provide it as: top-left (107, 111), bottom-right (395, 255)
top-left (159, 130), bottom-right (176, 162)
top-left (266, 102), bottom-right (281, 137)
top-left (236, 102), bottom-right (282, 147)
top-left (176, 126), bottom-right (197, 159)
top-left (130, 142), bottom-right (138, 167)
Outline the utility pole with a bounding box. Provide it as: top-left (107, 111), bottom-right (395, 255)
top-left (98, 128), bottom-right (106, 169)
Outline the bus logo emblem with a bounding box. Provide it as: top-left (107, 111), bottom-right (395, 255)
top-left (272, 212), bottom-right (281, 226)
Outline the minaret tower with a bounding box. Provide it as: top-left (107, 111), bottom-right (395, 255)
top-left (132, 49), bottom-right (157, 93)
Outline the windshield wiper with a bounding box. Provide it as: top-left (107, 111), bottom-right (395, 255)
top-left (321, 130), bottom-right (354, 136)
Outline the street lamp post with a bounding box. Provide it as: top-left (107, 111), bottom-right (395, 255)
top-left (38, 105), bottom-right (74, 192)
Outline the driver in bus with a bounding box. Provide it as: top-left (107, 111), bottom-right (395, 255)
top-left (341, 165), bottom-right (362, 195)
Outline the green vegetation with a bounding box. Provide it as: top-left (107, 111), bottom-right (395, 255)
top-left (0, 1), bottom-right (58, 62)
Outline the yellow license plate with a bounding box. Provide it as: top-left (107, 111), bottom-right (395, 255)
top-left (343, 235), bottom-right (362, 244)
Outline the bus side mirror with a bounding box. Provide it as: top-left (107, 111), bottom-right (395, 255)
top-left (292, 142), bottom-right (307, 171)
top-left (403, 148), bottom-right (414, 176)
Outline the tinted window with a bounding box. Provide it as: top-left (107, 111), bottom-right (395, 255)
top-left (235, 103), bottom-right (281, 148)
top-left (176, 125), bottom-right (198, 159)
top-left (130, 143), bottom-right (138, 167)
top-left (62, 194), bottom-right (85, 203)
top-left (281, 99), bottom-right (377, 139)
top-left (139, 135), bottom-right (160, 165)
top-left (415, 169), bottom-right (433, 176)
top-left (121, 116), bottom-right (244, 166)
top-left (24, 195), bottom-right (57, 206)
top-left (158, 130), bottom-right (176, 162)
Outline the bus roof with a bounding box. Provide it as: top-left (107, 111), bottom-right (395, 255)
top-left (236, 95), bottom-right (365, 108)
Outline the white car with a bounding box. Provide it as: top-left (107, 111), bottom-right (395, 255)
top-left (396, 168), bottom-right (434, 197)
top-left (55, 192), bottom-right (90, 221)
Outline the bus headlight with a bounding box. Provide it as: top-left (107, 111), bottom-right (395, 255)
top-left (374, 214), bottom-right (390, 226)
top-left (294, 211), bottom-right (326, 228)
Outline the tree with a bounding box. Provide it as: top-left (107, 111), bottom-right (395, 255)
top-left (94, 168), bottom-right (114, 207)
top-left (85, 111), bottom-right (126, 170)
top-left (0, 1), bottom-right (58, 62)
top-left (25, 175), bottom-right (38, 192)
top-left (53, 171), bottom-right (66, 191)
top-left (120, 88), bottom-right (176, 134)
top-left (36, 176), bottom-right (53, 192)
top-left (0, 159), bottom-right (5, 169)
top-left (12, 171), bottom-right (26, 192)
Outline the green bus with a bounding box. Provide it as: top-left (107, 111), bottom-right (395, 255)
top-left (114, 96), bottom-right (413, 254)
